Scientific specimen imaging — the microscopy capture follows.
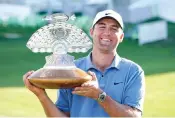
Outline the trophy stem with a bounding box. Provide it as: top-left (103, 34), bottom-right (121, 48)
top-left (44, 54), bottom-right (76, 69)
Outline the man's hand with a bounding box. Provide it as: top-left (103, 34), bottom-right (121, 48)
top-left (72, 71), bottom-right (103, 100)
top-left (23, 71), bottom-right (46, 97)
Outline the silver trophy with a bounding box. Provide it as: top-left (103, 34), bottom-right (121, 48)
top-left (26, 13), bottom-right (92, 89)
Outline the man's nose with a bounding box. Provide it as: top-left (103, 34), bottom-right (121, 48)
top-left (103, 28), bottom-right (111, 35)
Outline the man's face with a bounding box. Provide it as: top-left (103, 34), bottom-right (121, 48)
top-left (90, 18), bottom-right (124, 53)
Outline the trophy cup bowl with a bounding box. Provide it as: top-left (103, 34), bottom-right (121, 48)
top-left (28, 67), bottom-right (92, 89)
top-left (26, 13), bottom-right (92, 89)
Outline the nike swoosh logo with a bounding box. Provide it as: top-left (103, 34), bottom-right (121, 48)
top-left (114, 82), bottom-right (123, 85)
top-left (105, 13), bottom-right (111, 15)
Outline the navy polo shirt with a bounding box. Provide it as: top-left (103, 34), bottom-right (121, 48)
top-left (55, 54), bottom-right (145, 117)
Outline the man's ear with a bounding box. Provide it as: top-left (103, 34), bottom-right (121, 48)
top-left (90, 28), bottom-right (93, 37)
top-left (119, 32), bottom-right (124, 43)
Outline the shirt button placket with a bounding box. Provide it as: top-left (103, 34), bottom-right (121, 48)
top-left (99, 74), bottom-right (105, 90)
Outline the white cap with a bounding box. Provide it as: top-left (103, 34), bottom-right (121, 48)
top-left (92, 9), bottom-right (124, 29)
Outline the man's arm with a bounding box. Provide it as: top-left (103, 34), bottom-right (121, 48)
top-left (73, 71), bottom-right (144, 117)
top-left (73, 85), bottom-right (141, 117)
top-left (37, 91), bottom-right (70, 117)
top-left (23, 71), bottom-right (69, 117)
top-left (98, 95), bottom-right (141, 117)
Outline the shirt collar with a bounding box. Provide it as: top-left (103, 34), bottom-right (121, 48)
top-left (85, 52), bottom-right (121, 71)
top-left (107, 54), bottom-right (121, 70)
top-left (85, 53), bottom-right (95, 71)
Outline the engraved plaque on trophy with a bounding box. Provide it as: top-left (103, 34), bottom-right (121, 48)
top-left (26, 13), bottom-right (92, 89)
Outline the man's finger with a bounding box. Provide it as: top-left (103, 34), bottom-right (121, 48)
top-left (24, 76), bottom-right (32, 88)
top-left (23, 70), bottom-right (34, 80)
top-left (23, 70), bottom-right (35, 88)
top-left (74, 86), bottom-right (90, 91)
top-left (88, 71), bottom-right (97, 81)
top-left (82, 81), bottom-right (93, 87)
top-left (72, 91), bottom-right (87, 95)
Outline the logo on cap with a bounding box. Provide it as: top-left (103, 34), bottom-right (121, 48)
top-left (105, 13), bottom-right (111, 15)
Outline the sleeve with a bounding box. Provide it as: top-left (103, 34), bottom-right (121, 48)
top-left (55, 89), bottom-right (71, 112)
top-left (123, 65), bottom-right (145, 112)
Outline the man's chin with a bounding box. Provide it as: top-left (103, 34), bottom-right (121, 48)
top-left (99, 48), bottom-right (112, 54)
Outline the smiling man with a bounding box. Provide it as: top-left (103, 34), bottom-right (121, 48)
top-left (23, 9), bottom-right (145, 117)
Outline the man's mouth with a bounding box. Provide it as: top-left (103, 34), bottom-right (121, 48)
top-left (100, 38), bottom-right (111, 45)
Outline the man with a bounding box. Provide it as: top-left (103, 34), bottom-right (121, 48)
top-left (23, 9), bottom-right (145, 117)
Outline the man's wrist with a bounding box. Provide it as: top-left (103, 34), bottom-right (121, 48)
top-left (36, 91), bottom-right (48, 101)
top-left (97, 91), bottom-right (107, 102)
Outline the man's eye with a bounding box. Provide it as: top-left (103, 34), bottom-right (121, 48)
top-left (112, 28), bottom-right (117, 31)
top-left (99, 26), bottom-right (105, 29)
top-left (112, 28), bottom-right (118, 32)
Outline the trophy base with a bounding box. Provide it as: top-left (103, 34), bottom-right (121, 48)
top-left (29, 77), bottom-right (90, 89)
top-left (28, 68), bottom-right (92, 89)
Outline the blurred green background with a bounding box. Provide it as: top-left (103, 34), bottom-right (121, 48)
top-left (0, 14), bottom-right (175, 117)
